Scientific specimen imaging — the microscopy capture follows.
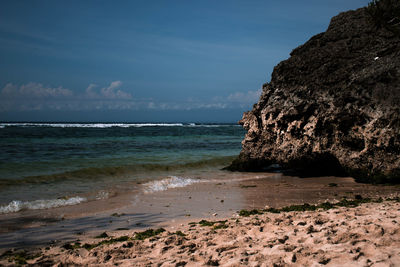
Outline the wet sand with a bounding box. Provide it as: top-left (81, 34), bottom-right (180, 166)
top-left (1, 171), bottom-right (400, 265)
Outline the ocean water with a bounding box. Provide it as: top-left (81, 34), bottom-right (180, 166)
top-left (0, 123), bottom-right (245, 214)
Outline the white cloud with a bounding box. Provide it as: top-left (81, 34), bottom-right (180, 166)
top-left (100, 81), bottom-right (132, 99)
top-left (1, 82), bottom-right (73, 98)
top-left (227, 89), bottom-right (262, 104)
top-left (210, 88), bottom-right (262, 109)
top-left (85, 81), bottom-right (132, 99)
top-left (0, 81), bottom-right (132, 101)
top-left (0, 81), bottom-right (134, 112)
top-left (85, 83), bottom-right (98, 98)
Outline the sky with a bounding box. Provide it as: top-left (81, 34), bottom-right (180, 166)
top-left (0, 0), bottom-right (369, 123)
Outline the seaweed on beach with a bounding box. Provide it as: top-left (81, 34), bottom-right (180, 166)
top-left (198, 220), bottom-right (215, 226)
top-left (239, 184), bottom-right (257, 188)
top-left (238, 196), bottom-right (394, 217)
top-left (175, 231), bottom-right (186, 237)
top-left (0, 250), bottom-right (41, 265)
top-left (112, 236), bottom-right (129, 242)
top-left (82, 236), bottom-right (130, 250)
top-left (62, 242), bottom-right (81, 250)
top-left (318, 202), bottom-right (335, 210)
top-left (197, 220), bottom-right (228, 229)
top-left (386, 196), bottom-right (400, 202)
top-left (62, 236), bottom-right (131, 251)
top-left (134, 228), bottom-right (166, 240)
top-left (239, 209), bottom-right (262, 217)
top-left (213, 222), bottom-right (229, 230)
top-left (95, 232), bottom-right (109, 238)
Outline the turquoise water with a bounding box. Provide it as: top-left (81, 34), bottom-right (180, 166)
top-left (0, 123), bottom-right (245, 213)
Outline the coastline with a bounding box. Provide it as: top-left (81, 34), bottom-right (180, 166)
top-left (1, 172), bottom-right (400, 265)
top-left (2, 200), bottom-right (400, 266)
top-left (1, 0), bottom-right (399, 265)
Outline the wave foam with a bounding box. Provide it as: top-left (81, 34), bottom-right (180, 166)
top-left (0, 196), bottom-right (87, 214)
top-left (0, 123), bottom-right (240, 128)
top-left (143, 176), bottom-right (200, 193)
top-left (0, 123), bottom-right (184, 128)
top-left (95, 191), bottom-right (109, 200)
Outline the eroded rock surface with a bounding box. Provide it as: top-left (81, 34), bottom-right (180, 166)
top-left (229, 6), bottom-right (400, 183)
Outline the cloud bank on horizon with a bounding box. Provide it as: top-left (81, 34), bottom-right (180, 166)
top-left (0, 81), bottom-right (261, 112)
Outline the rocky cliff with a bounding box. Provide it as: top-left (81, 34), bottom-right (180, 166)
top-left (228, 4), bottom-right (400, 183)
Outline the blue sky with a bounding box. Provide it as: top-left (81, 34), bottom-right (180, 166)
top-left (0, 0), bottom-right (369, 122)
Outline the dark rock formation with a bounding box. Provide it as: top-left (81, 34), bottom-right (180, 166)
top-left (228, 5), bottom-right (400, 183)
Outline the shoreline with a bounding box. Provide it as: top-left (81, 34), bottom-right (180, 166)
top-left (2, 198), bottom-right (400, 266)
top-left (1, 172), bottom-right (400, 264)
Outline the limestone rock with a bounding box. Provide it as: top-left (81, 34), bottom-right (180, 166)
top-left (228, 5), bottom-right (400, 183)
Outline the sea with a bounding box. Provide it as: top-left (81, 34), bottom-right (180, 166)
top-left (0, 122), bottom-right (245, 215)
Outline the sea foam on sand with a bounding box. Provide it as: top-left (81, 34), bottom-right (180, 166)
top-left (0, 196), bottom-right (87, 214)
top-left (142, 176), bottom-right (201, 193)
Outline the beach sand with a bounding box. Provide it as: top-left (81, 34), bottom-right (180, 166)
top-left (2, 200), bottom-right (400, 266)
top-left (1, 173), bottom-right (400, 266)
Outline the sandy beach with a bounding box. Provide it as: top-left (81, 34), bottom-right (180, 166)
top-left (1, 173), bottom-right (400, 266)
top-left (2, 199), bottom-right (400, 266)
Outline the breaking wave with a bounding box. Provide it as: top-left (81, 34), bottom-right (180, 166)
top-left (142, 176), bottom-right (201, 193)
top-left (0, 196), bottom-right (87, 214)
top-left (0, 123), bottom-right (184, 128)
top-left (0, 123), bottom-right (240, 128)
